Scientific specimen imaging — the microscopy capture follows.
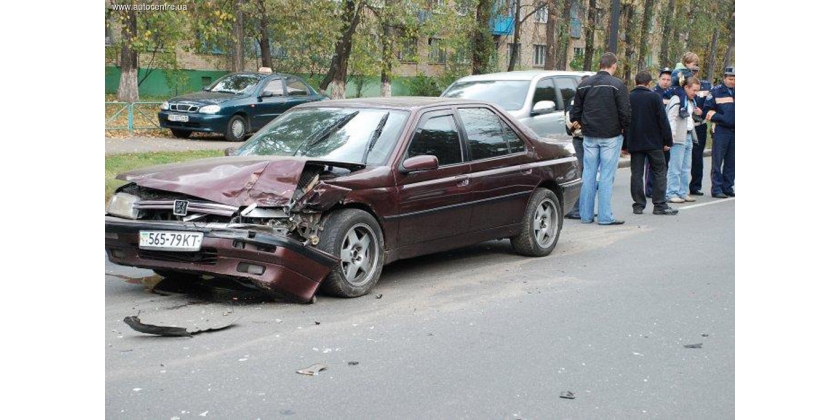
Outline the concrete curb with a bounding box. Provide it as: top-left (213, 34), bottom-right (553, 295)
top-left (617, 149), bottom-right (712, 169)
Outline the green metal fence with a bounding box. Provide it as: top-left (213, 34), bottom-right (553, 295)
top-left (105, 102), bottom-right (163, 133)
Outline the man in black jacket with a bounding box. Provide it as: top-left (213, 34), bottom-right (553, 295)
top-left (569, 52), bottom-right (632, 225)
top-left (626, 71), bottom-right (678, 215)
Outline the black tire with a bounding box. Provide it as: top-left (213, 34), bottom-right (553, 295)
top-left (511, 188), bottom-right (562, 257)
top-left (224, 115), bottom-right (248, 142)
top-left (316, 209), bottom-right (385, 298)
top-left (171, 129), bottom-right (192, 139)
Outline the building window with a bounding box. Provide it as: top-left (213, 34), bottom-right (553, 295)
top-left (506, 43), bottom-right (521, 66)
top-left (573, 47), bottom-right (584, 58)
top-left (429, 38), bottom-right (446, 64)
top-left (535, 5), bottom-right (548, 23)
top-left (398, 37), bottom-right (418, 62)
top-left (534, 44), bottom-right (546, 67)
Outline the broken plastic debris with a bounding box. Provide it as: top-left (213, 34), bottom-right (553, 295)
top-left (132, 388), bottom-right (142, 392)
top-left (123, 315), bottom-right (238, 337)
top-left (348, 361), bottom-right (359, 366)
top-left (701, 333), bottom-right (709, 337)
top-left (315, 321), bottom-right (321, 325)
top-left (559, 391), bottom-right (576, 399)
top-left (375, 294), bottom-right (383, 299)
top-left (296, 364), bottom-right (328, 376)
top-left (684, 343), bottom-right (703, 349)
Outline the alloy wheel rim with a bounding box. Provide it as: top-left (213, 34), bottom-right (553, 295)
top-left (533, 199), bottom-right (558, 248)
top-left (340, 224), bottom-right (378, 286)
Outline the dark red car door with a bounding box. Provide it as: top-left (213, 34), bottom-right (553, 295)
top-left (455, 106), bottom-right (539, 233)
top-left (393, 110), bottom-right (472, 247)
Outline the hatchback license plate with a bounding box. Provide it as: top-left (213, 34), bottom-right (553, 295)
top-left (168, 114), bottom-right (189, 122)
top-left (139, 231), bottom-right (203, 251)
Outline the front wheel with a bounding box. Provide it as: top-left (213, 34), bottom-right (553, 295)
top-left (224, 115), bottom-right (247, 142)
top-left (511, 188), bottom-right (562, 257)
top-left (317, 209), bottom-right (385, 298)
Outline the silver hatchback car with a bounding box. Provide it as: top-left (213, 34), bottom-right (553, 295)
top-left (441, 70), bottom-right (594, 139)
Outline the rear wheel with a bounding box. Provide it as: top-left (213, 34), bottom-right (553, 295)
top-left (171, 129), bottom-right (192, 139)
top-left (225, 115), bottom-right (247, 142)
top-left (317, 209), bottom-right (384, 298)
top-left (511, 188), bottom-right (562, 257)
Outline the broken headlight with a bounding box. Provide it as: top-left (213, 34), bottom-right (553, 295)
top-left (107, 192), bottom-right (141, 219)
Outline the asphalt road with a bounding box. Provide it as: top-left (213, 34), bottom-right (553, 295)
top-left (105, 157), bottom-right (734, 419)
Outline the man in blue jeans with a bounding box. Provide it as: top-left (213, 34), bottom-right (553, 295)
top-left (569, 53), bottom-right (632, 225)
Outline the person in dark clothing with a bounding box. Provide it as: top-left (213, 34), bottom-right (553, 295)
top-left (704, 66), bottom-right (735, 198)
top-left (646, 67), bottom-right (674, 198)
top-left (569, 53), bottom-right (632, 225)
top-left (626, 71), bottom-right (678, 215)
top-left (689, 65), bottom-right (713, 196)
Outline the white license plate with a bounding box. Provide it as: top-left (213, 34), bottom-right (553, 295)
top-left (139, 231), bottom-right (203, 251)
top-left (168, 114), bottom-right (189, 122)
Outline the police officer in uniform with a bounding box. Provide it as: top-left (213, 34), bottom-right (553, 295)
top-left (646, 67), bottom-right (673, 197)
top-left (703, 66), bottom-right (735, 198)
top-left (689, 65), bottom-right (713, 196)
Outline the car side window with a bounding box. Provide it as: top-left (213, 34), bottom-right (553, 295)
top-left (501, 119), bottom-right (526, 153)
top-left (553, 76), bottom-right (577, 111)
top-left (532, 78), bottom-right (559, 111)
top-left (406, 115), bottom-right (463, 166)
top-left (262, 79), bottom-right (285, 96)
top-left (286, 79), bottom-right (310, 96)
top-left (458, 108), bottom-right (510, 160)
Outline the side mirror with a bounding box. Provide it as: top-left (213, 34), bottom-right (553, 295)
top-left (531, 100), bottom-right (556, 116)
top-left (224, 147), bottom-right (237, 156)
top-left (400, 155), bottom-right (439, 174)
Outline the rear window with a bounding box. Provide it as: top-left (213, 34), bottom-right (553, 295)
top-left (442, 80), bottom-right (530, 111)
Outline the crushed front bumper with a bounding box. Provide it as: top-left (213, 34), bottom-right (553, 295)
top-left (105, 216), bottom-right (338, 302)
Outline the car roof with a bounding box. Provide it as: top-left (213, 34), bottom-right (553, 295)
top-left (451, 70), bottom-right (596, 83)
top-left (296, 96), bottom-right (501, 111)
top-left (227, 71), bottom-right (301, 80)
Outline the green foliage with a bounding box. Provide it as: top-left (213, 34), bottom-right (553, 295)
top-left (406, 74), bottom-right (444, 96)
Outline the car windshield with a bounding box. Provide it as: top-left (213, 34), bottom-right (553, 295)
top-left (234, 108), bottom-right (409, 166)
top-left (442, 80), bottom-right (531, 111)
top-left (208, 74), bottom-right (262, 95)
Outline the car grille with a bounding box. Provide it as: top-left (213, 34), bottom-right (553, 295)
top-left (169, 103), bottom-right (200, 112)
top-left (138, 248), bottom-right (218, 265)
top-left (134, 200), bottom-right (239, 217)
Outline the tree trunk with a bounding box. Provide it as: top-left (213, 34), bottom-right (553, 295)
top-left (583, 0), bottom-right (596, 71)
top-left (622, 3), bottom-right (635, 83)
top-left (380, 25), bottom-right (393, 97)
top-left (659, 0), bottom-right (676, 67)
top-left (507, 0), bottom-right (522, 71)
top-left (723, 11), bottom-right (735, 68)
top-left (557, 0), bottom-right (572, 70)
top-left (705, 26), bottom-right (719, 79)
top-left (232, 0), bottom-right (245, 72)
top-left (116, 7), bottom-right (139, 103)
top-left (319, 0), bottom-right (363, 99)
top-left (257, 0), bottom-right (272, 69)
top-left (472, 0), bottom-right (494, 74)
top-left (545, 0), bottom-right (558, 69)
top-left (636, 0), bottom-right (655, 72)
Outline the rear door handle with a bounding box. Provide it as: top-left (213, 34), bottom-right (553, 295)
top-left (521, 168), bottom-right (533, 175)
top-left (456, 178), bottom-right (470, 187)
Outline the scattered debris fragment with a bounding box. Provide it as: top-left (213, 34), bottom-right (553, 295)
top-left (199, 412), bottom-right (208, 417)
top-left (132, 388), bottom-right (142, 392)
top-left (375, 294), bottom-right (383, 299)
top-left (315, 321), bottom-right (321, 325)
top-left (348, 361), bottom-right (359, 366)
top-left (296, 364), bottom-right (328, 376)
top-left (559, 391), bottom-right (576, 399)
top-left (701, 333), bottom-right (709, 337)
top-left (123, 315), bottom-right (237, 337)
top-left (684, 343), bottom-right (703, 349)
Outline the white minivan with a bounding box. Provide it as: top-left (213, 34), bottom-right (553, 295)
top-left (441, 70), bottom-right (594, 139)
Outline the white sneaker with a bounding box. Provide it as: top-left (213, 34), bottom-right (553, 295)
top-left (668, 197), bottom-right (685, 203)
top-left (683, 195), bottom-right (696, 202)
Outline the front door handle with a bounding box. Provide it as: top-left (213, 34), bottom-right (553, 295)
top-left (456, 178), bottom-right (470, 187)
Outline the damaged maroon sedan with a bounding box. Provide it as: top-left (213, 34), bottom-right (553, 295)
top-left (105, 98), bottom-right (581, 303)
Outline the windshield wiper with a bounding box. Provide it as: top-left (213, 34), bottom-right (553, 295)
top-left (293, 111), bottom-right (360, 157)
top-left (362, 112), bottom-right (389, 164)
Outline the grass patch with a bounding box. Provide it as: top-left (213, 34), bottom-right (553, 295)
top-left (105, 150), bottom-right (224, 204)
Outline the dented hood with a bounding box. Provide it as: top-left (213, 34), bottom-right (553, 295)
top-left (117, 156), bottom-right (363, 208)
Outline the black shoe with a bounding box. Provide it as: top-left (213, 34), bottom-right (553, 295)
top-left (690, 191), bottom-right (705, 196)
top-left (599, 219), bottom-right (625, 225)
top-left (713, 193), bottom-right (729, 199)
top-left (653, 208), bottom-right (679, 215)
top-left (565, 213), bottom-right (581, 220)
top-left (725, 191), bottom-right (735, 197)
top-left (633, 208), bottom-right (644, 215)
